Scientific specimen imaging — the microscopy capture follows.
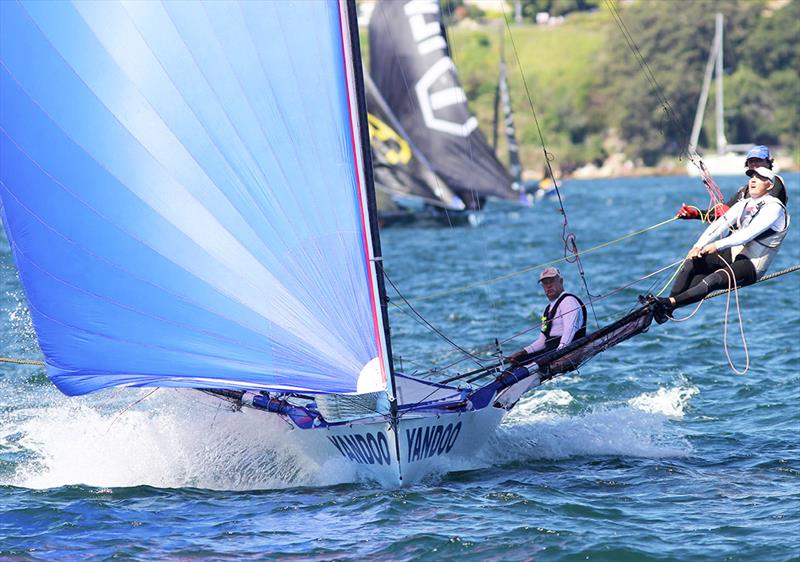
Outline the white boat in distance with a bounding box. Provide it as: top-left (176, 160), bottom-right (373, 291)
top-left (687, 13), bottom-right (751, 177)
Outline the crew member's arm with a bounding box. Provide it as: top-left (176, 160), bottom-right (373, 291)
top-left (692, 200), bottom-right (743, 251)
top-left (509, 332), bottom-right (545, 364)
top-left (710, 203), bottom-right (786, 251)
top-left (555, 296), bottom-right (582, 349)
top-left (524, 333), bottom-right (546, 354)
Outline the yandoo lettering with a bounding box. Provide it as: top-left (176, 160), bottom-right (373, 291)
top-left (328, 431), bottom-right (392, 466)
top-left (405, 421), bottom-right (462, 463)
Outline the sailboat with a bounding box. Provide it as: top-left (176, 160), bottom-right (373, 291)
top-left (364, 74), bottom-right (470, 227)
top-left (0, 0), bottom-right (655, 487)
top-left (687, 13), bottom-right (751, 177)
top-left (491, 28), bottom-right (523, 194)
top-left (489, 28), bottom-right (558, 203)
top-left (368, 0), bottom-right (527, 210)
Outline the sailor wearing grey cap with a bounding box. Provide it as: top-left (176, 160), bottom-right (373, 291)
top-left (509, 267), bottom-right (587, 363)
top-left (649, 166), bottom-right (790, 323)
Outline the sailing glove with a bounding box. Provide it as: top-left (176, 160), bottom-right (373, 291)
top-left (677, 204), bottom-right (700, 220)
top-left (711, 204), bottom-right (730, 220)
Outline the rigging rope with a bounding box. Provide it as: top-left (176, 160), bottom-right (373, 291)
top-left (501, 7), bottom-right (599, 327)
top-left (0, 356), bottom-right (44, 366)
top-left (718, 256), bottom-right (749, 375)
top-left (401, 215), bottom-right (678, 305)
top-left (602, 0), bottom-right (726, 208)
top-left (381, 264), bottom-right (487, 370)
top-left (603, 0), bottom-right (690, 150)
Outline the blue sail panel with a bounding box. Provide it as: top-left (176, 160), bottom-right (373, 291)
top-left (0, 0), bottom-right (384, 395)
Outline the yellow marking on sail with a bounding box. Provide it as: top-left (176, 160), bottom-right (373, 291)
top-left (367, 113), bottom-right (412, 165)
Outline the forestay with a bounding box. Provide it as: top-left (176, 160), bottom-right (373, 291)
top-left (0, 1), bottom-right (390, 396)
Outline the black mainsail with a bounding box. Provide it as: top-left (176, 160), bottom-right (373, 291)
top-left (365, 74), bottom-right (464, 211)
top-left (369, 0), bottom-right (517, 210)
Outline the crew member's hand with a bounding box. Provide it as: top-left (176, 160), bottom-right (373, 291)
top-left (699, 243), bottom-right (718, 256)
top-left (687, 246), bottom-right (702, 259)
top-left (677, 203), bottom-right (700, 220)
top-left (711, 204), bottom-right (730, 220)
top-left (508, 350), bottom-right (526, 365)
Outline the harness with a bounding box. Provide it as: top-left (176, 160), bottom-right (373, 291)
top-left (730, 197), bottom-right (790, 278)
top-left (541, 292), bottom-right (587, 353)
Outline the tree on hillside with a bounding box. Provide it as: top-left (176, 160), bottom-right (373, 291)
top-left (520, 0), bottom-right (600, 19)
top-left (594, 0), bottom-right (752, 165)
top-left (728, 0), bottom-right (800, 148)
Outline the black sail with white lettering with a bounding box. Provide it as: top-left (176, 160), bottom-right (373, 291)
top-left (369, 0), bottom-right (516, 210)
top-left (365, 74), bottom-right (464, 210)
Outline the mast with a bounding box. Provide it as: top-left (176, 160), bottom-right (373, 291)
top-left (341, 0), bottom-right (398, 404)
top-left (491, 28), bottom-right (502, 151)
top-left (688, 13), bottom-right (721, 155)
top-left (498, 31), bottom-right (523, 192)
top-left (714, 13), bottom-right (727, 156)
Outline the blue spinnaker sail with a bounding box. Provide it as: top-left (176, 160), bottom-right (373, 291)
top-left (0, 1), bottom-right (386, 396)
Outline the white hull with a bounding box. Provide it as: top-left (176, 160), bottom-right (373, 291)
top-left (687, 152), bottom-right (745, 177)
top-left (289, 405), bottom-right (508, 487)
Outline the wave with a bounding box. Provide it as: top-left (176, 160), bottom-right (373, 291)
top-left (486, 384), bottom-right (695, 464)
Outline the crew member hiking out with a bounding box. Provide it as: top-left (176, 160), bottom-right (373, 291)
top-left (645, 166), bottom-right (790, 323)
top-left (510, 267), bottom-right (587, 363)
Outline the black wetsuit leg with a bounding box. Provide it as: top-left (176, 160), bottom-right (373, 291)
top-left (669, 252), bottom-right (730, 297)
top-left (672, 255), bottom-right (757, 308)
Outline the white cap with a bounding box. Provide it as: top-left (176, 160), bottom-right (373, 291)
top-left (746, 167), bottom-right (776, 181)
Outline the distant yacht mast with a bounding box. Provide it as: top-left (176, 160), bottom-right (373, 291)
top-left (687, 13), bottom-right (750, 177)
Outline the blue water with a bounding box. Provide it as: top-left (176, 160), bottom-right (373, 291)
top-left (2, 175), bottom-right (798, 561)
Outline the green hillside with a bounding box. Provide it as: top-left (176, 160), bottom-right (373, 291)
top-left (448, 15), bottom-right (609, 176)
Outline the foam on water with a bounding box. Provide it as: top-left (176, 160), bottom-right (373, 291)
top-left (2, 390), bottom-right (358, 491)
top-left (487, 384), bottom-right (693, 465)
top-left (2, 381), bottom-right (698, 490)
top-left (628, 384), bottom-right (699, 419)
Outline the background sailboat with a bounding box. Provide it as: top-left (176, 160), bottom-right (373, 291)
top-left (364, 74), bottom-right (469, 226)
top-left (491, 28), bottom-right (523, 194)
top-left (687, 13), bottom-right (751, 177)
top-left (368, 0), bottom-right (524, 210)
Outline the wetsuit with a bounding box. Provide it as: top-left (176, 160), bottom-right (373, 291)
top-left (524, 292), bottom-right (587, 354)
top-left (669, 194), bottom-right (790, 307)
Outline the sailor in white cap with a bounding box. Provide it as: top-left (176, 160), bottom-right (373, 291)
top-left (649, 166), bottom-right (790, 323)
top-left (510, 267), bottom-right (587, 363)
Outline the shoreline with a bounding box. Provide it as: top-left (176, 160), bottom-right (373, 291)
top-left (561, 155), bottom-right (798, 181)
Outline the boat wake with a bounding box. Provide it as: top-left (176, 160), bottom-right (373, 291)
top-left (2, 383), bottom-right (698, 490)
top-left (485, 384), bottom-right (697, 465)
top-left (2, 390), bottom-right (358, 491)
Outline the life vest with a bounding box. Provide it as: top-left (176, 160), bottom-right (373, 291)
top-left (729, 196), bottom-right (790, 278)
top-left (540, 292), bottom-right (587, 353)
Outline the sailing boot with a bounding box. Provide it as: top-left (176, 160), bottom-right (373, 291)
top-left (639, 294), bottom-right (673, 324)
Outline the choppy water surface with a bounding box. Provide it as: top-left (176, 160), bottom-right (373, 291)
top-left (2, 175), bottom-right (798, 561)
